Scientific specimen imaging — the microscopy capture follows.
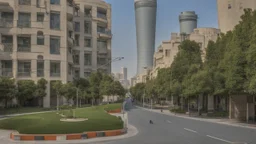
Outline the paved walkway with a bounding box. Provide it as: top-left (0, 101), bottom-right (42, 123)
top-left (139, 106), bottom-right (256, 129)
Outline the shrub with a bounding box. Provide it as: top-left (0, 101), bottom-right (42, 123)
top-left (170, 108), bottom-right (186, 114)
top-left (207, 111), bottom-right (228, 117)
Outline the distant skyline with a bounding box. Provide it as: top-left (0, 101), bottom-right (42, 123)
top-left (106, 0), bottom-right (218, 79)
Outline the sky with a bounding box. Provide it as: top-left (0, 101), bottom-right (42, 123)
top-left (105, 0), bottom-right (218, 79)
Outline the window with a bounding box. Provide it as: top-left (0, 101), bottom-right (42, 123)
top-left (84, 71), bottom-right (91, 77)
top-left (228, 4), bottom-right (231, 9)
top-left (2, 35), bottom-right (13, 52)
top-left (75, 34), bottom-right (80, 46)
top-left (73, 50), bottom-right (80, 65)
top-left (18, 13), bottom-right (31, 28)
top-left (84, 8), bottom-right (92, 17)
top-left (84, 53), bottom-right (92, 66)
top-left (19, 0), bottom-right (31, 5)
top-left (74, 5), bottom-right (80, 16)
top-left (50, 12), bottom-right (60, 30)
top-left (17, 36), bottom-right (31, 52)
top-left (37, 60), bottom-right (44, 77)
top-left (165, 50), bottom-right (170, 57)
top-left (84, 38), bottom-right (91, 47)
top-left (97, 57), bottom-right (106, 65)
top-left (50, 36), bottom-right (60, 54)
top-left (68, 64), bottom-right (72, 75)
top-left (50, 0), bottom-right (60, 5)
top-left (18, 60), bottom-right (31, 77)
top-left (74, 69), bottom-right (80, 78)
top-left (37, 31), bottom-right (44, 45)
top-left (37, 13), bottom-right (44, 22)
top-left (97, 40), bottom-right (107, 49)
top-left (74, 22), bottom-right (80, 32)
top-left (50, 61), bottom-right (60, 77)
top-left (84, 21), bottom-right (91, 34)
top-left (97, 26), bottom-right (106, 33)
top-left (97, 8), bottom-right (107, 19)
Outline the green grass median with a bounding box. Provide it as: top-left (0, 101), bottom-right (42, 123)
top-left (0, 103), bottom-right (122, 134)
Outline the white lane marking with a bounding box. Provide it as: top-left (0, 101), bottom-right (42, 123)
top-left (184, 128), bottom-right (198, 133)
top-left (166, 120), bottom-right (172, 123)
top-left (206, 135), bottom-right (232, 143)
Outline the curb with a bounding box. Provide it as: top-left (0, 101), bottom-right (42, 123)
top-left (10, 128), bottom-right (128, 141)
top-left (106, 109), bottom-right (122, 114)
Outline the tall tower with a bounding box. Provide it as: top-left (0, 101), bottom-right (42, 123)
top-left (121, 67), bottom-right (128, 80)
top-left (179, 11), bottom-right (198, 34)
top-left (134, 0), bottom-right (157, 74)
top-left (217, 0), bottom-right (256, 33)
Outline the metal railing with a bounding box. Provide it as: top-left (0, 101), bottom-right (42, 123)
top-left (0, 19), bottom-right (13, 27)
top-left (18, 69), bottom-right (31, 77)
top-left (17, 44), bottom-right (31, 52)
top-left (50, 72), bottom-right (60, 77)
top-left (97, 29), bottom-right (112, 36)
top-left (1, 68), bottom-right (13, 77)
top-left (97, 13), bottom-right (107, 20)
top-left (37, 69), bottom-right (44, 77)
top-left (17, 20), bottom-right (31, 28)
top-left (3, 43), bottom-right (13, 52)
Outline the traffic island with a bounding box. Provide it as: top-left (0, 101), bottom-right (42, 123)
top-left (10, 128), bottom-right (128, 141)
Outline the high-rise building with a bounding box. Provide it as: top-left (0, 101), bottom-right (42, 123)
top-left (0, 0), bottom-right (112, 108)
top-left (217, 0), bottom-right (256, 33)
top-left (179, 11), bottom-right (198, 34)
top-left (73, 0), bottom-right (112, 78)
top-left (121, 67), bottom-right (127, 80)
top-left (134, 0), bottom-right (157, 74)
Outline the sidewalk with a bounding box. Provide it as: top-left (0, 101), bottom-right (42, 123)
top-left (139, 106), bottom-right (256, 129)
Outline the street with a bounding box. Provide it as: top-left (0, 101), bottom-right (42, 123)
top-left (100, 106), bottom-right (255, 144)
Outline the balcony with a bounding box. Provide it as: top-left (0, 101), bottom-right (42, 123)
top-left (17, 44), bottom-right (31, 52)
top-left (67, 21), bottom-right (73, 31)
top-left (97, 29), bottom-right (112, 39)
top-left (67, 5), bottom-right (74, 20)
top-left (37, 69), bottom-right (44, 77)
top-left (67, 37), bottom-right (74, 47)
top-left (1, 68), bottom-right (13, 77)
top-left (17, 20), bottom-right (31, 28)
top-left (50, 72), bottom-right (60, 77)
top-left (18, 69), bottom-right (31, 77)
top-left (2, 43), bottom-right (13, 52)
top-left (0, 19), bottom-right (13, 28)
top-left (93, 13), bottom-right (107, 23)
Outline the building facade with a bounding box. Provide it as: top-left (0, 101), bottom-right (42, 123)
top-left (73, 0), bottom-right (112, 78)
top-left (0, 0), bottom-right (112, 108)
top-left (134, 0), bottom-right (157, 74)
top-left (217, 0), bottom-right (256, 33)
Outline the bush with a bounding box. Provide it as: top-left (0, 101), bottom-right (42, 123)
top-left (59, 105), bottom-right (73, 110)
top-left (170, 108), bottom-right (186, 114)
top-left (207, 111), bottom-right (228, 117)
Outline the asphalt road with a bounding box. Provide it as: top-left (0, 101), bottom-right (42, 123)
top-left (99, 106), bottom-right (256, 144)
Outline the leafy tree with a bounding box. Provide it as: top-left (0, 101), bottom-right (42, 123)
top-left (17, 80), bottom-right (36, 106)
top-left (73, 78), bottom-right (90, 106)
top-left (130, 83), bottom-right (145, 102)
top-left (52, 80), bottom-right (63, 111)
top-left (89, 72), bottom-right (103, 105)
top-left (0, 77), bottom-right (17, 108)
top-left (60, 82), bottom-right (76, 104)
top-left (112, 81), bottom-right (126, 97)
top-left (100, 74), bottom-right (114, 102)
top-left (34, 78), bottom-right (47, 107)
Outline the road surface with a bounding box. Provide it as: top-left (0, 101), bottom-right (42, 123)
top-left (99, 106), bottom-right (255, 144)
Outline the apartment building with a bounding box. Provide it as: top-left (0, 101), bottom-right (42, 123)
top-left (217, 0), bottom-right (256, 33)
top-left (73, 0), bottom-right (112, 78)
top-left (0, 0), bottom-right (112, 108)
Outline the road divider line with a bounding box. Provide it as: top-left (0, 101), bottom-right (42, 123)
top-left (166, 120), bottom-right (172, 123)
top-left (206, 135), bottom-right (232, 143)
top-left (183, 128), bottom-right (197, 133)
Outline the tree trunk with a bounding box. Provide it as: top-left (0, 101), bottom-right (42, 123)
top-left (5, 99), bottom-right (8, 108)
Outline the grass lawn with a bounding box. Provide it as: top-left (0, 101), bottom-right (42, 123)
top-left (0, 107), bottom-right (54, 115)
top-left (0, 103), bottom-right (123, 134)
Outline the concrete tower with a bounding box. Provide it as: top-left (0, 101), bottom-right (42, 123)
top-left (217, 0), bottom-right (256, 33)
top-left (179, 11), bottom-right (198, 34)
top-left (121, 67), bottom-right (128, 80)
top-left (134, 0), bottom-right (157, 74)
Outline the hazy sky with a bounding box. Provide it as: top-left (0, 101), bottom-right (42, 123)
top-left (105, 0), bottom-right (218, 79)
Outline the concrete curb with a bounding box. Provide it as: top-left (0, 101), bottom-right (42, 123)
top-left (138, 106), bottom-right (256, 130)
top-left (10, 128), bottom-right (128, 141)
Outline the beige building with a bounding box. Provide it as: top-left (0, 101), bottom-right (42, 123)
top-left (0, 0), bottom-right (112, 108)
top-left (217, 0), bottom-right (256, 33)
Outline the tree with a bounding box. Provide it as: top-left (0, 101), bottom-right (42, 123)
top-left (130, 83), bottom-right (145, 102)
top-left (60, 82), bottom-right (76, 104)
top-left (73, 78), bottom-right (90, 106)
top-left (17, 80), bottom-right (36, 106)
top-left (0, 77), bottom-right (17, 108)
top-left (100, 74), bottom-right (114, 103)
top-left (34, 78), bottom-right (47, 107)
top-left (112, 81), bottom-right (126, 97)
top-left (89, 72), bottom-right (103, 105)
top-left (52, 81), bottom-right (63, 111)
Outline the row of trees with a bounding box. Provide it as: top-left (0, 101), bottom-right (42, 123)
top-left (0, 72), bottom-right (126, 108)
top-left (130, 9), bottom-right (256, 110)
